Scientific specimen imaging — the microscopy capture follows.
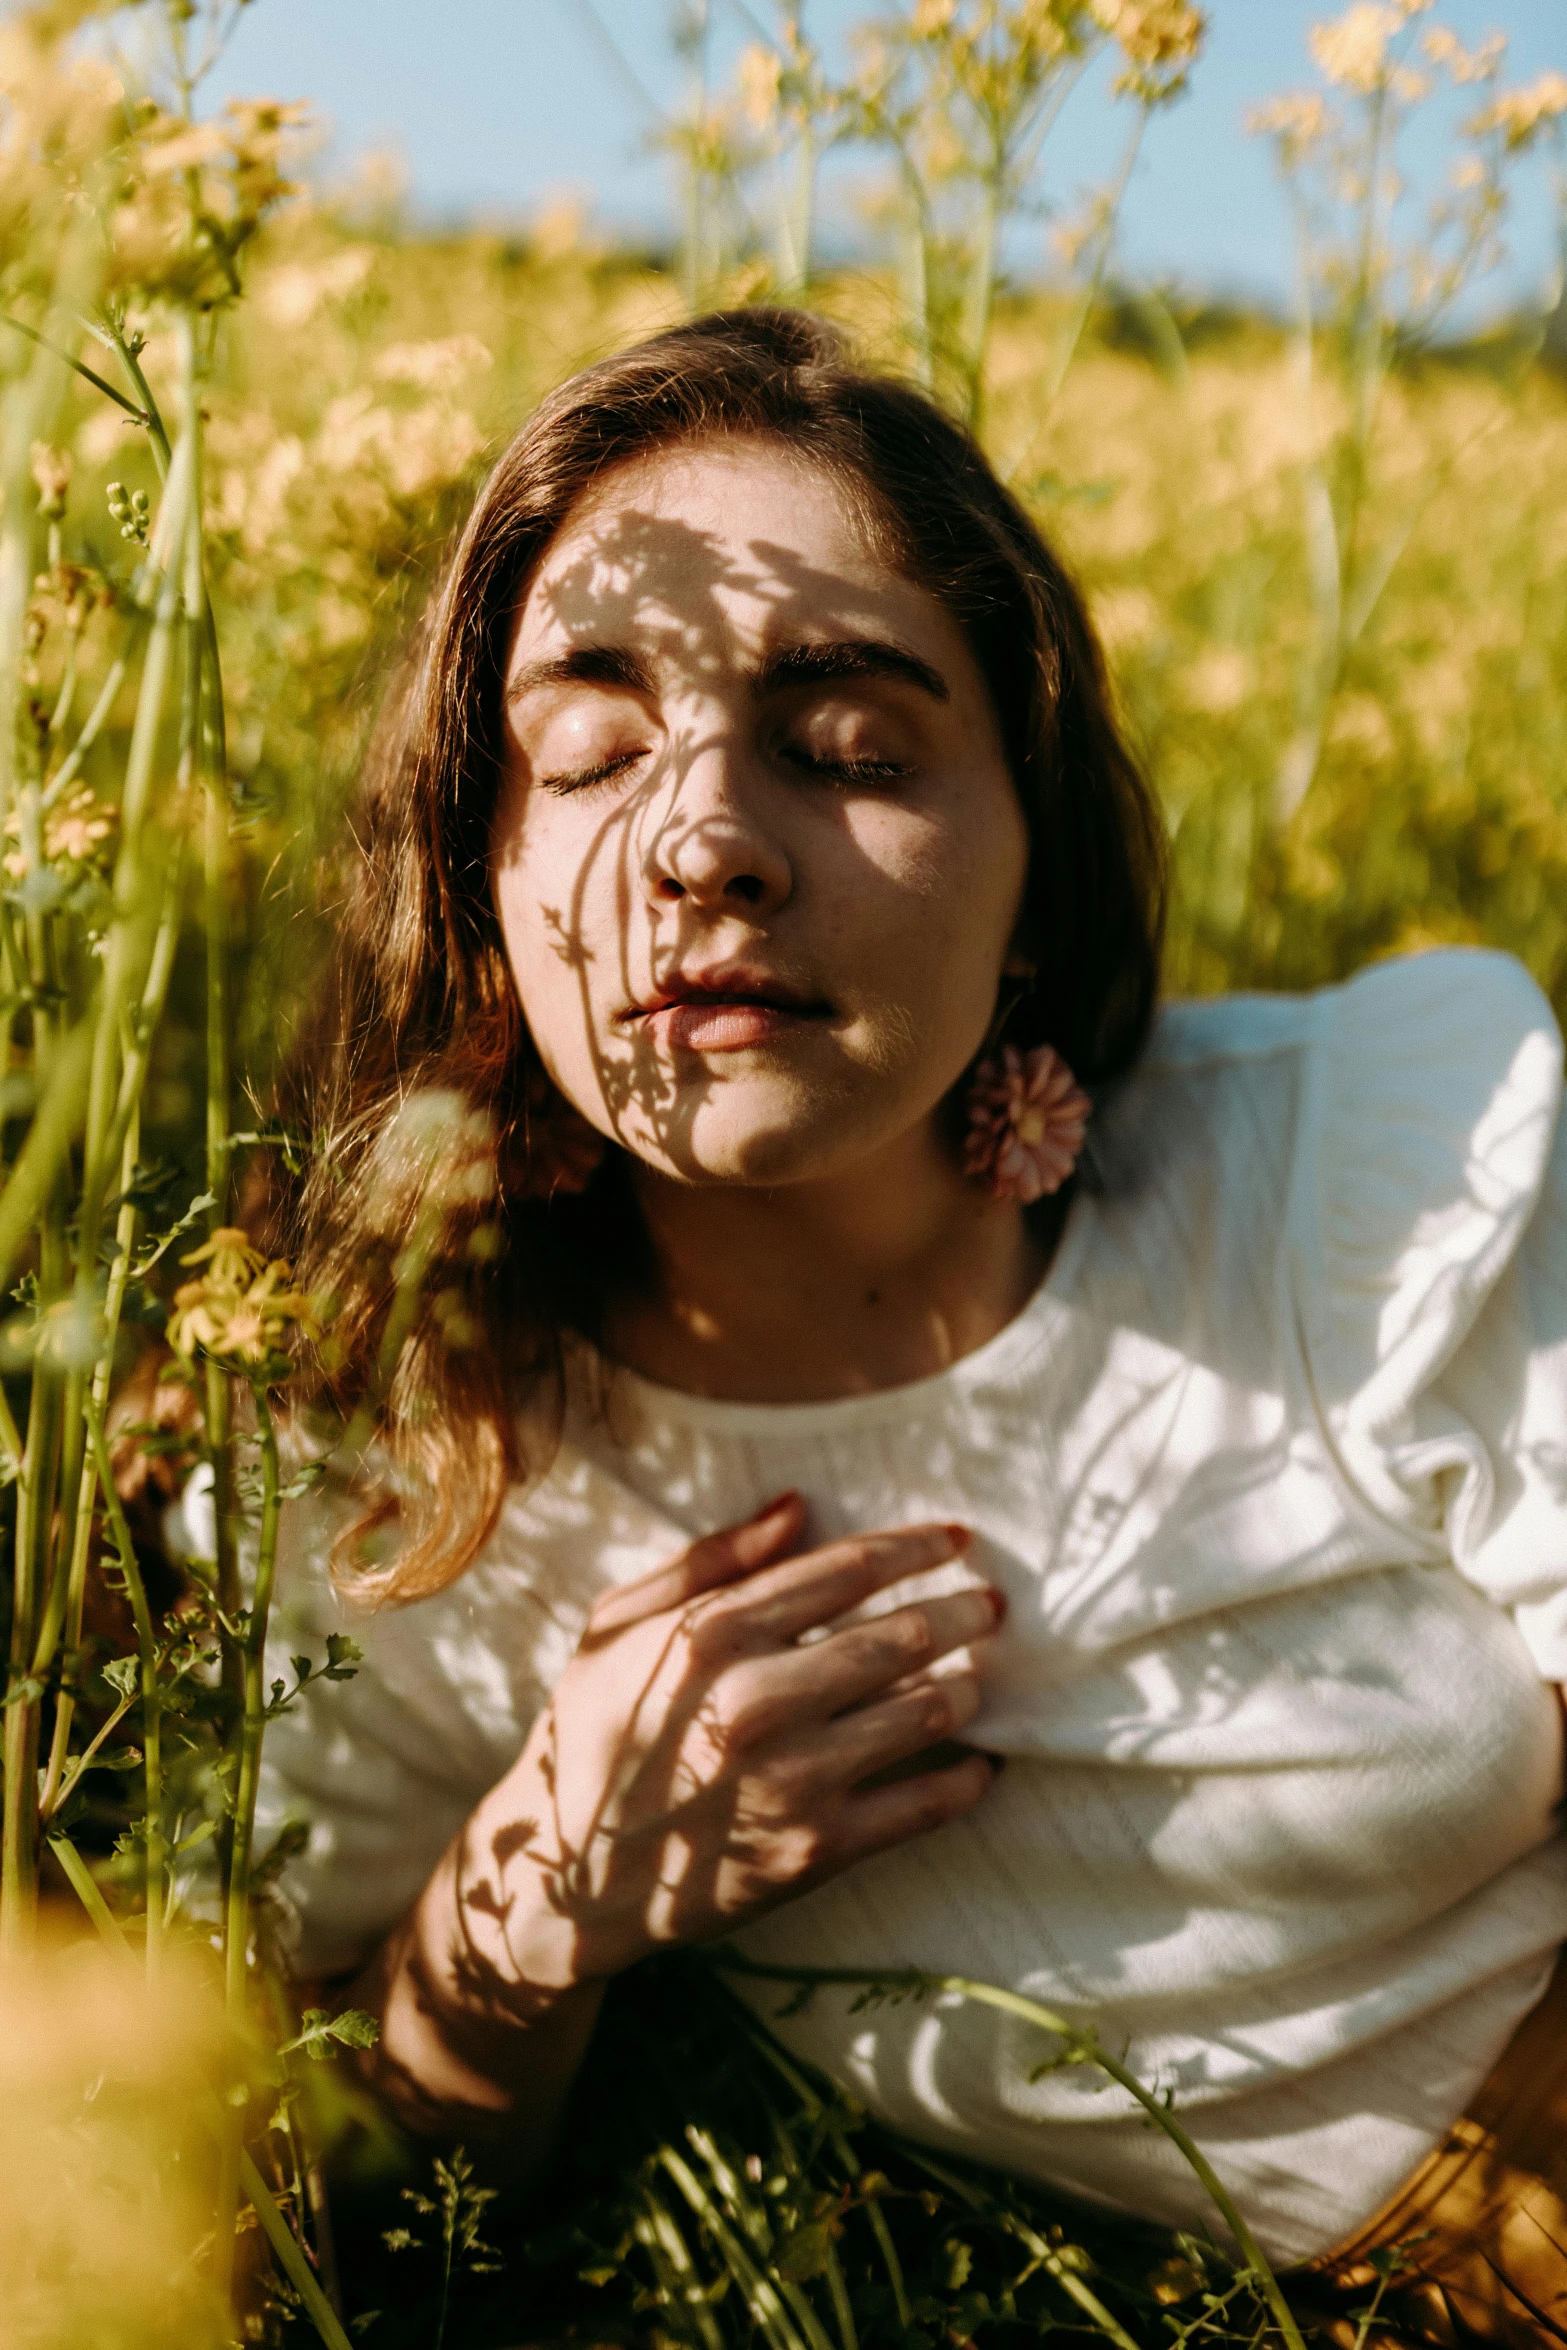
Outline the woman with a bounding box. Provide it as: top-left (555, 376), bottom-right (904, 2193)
top-left (253, 309), bottom-right (1567, 2341)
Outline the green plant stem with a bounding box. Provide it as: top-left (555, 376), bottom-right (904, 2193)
top-left (47, 1830), bottom-right (132, 1952)
top-left (42, 1687), bottom-right (132, 1821)
top-left (211, 1372), bottom-right (285, 2312)
top-left (85, 1402), bottom-right (163, 1981)
top-left (40, 628), bottom-right (137, 809)
top-left (715, 1955), bottom-right (1309, 2350)
top-left (36, 1113), bottom-right (143, 1806)
top-left (660, 2143), bottom-right (809, 2350)
top-left (239, 2150), bottom-right (357, 2350)
top-left (224, 1376), bottom-right (281, 2012)
top-left (898, 2142), bottom-right (1140, 2350)
top-left (78, 438), bottom-right (190, 1278)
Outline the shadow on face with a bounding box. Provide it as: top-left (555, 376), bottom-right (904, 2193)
top-left (490, 441), bottom-right (1030, 1194)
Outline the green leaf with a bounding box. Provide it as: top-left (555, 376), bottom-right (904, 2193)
top-left (776, 2220), bottom-right (833, 2281)
top-left (101, 1654), bottom-right (140, 1700)
top-left (280, 2004), bottom-right (381, 2063)
top-left (282, 1456), bottom-right (328, 1501)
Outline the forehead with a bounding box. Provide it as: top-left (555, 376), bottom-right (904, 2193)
top-left (511, 438), bottom-right (926, 670)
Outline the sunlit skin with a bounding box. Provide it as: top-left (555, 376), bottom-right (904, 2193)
top-left (353, 442), bottom-right (1049, 2168)
top-left (491, 439), bottom-right (1044, 1401)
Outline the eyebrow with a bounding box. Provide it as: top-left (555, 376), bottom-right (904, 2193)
top-left (506, 644), bottom-right (654, 702)
top-left (753, 639), bottom-right (950, 703)
top-left (506, 636), bottom-right (950, 707)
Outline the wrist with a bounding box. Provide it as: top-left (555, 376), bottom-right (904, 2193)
top-left (427, 1736), bottom-right (643, 2002)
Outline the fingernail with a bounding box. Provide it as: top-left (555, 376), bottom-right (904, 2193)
top-left (987, 1586), bottom-right (1007, 1625)
top-left (758, 1490), bottom-right (799, 1518)
top-left (944, 1523), bottom-right (972, 1551)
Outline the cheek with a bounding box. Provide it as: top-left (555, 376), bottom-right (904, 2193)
top-left (830, 788), bottom-right (1027, 982)
top-left (490, 816), bottom-right (591, 1063)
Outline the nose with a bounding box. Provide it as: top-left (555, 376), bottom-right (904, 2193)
top-left (643, 733), bottom-right (792, 917)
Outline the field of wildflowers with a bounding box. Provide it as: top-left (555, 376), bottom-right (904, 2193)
top-left (0, 0), bottom-right (1564, 2343)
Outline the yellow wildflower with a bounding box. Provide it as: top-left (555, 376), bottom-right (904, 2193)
top-left (168, 1228), bottom-right (320, 1369)
top-left (1422, 26), bottom-right (1505, 86)
top-left (1309, 4), bottom-right (1400, 95)
top-left (736, 42), bottom-right (783, 130)
top-left (2, 787), bottom-right (116, 877)
top-left (1103, 0), bottom-right (1207, 100)
top-left (1467, 71), bottom-right (1567, 151)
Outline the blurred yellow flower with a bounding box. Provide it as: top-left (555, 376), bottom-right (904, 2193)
top-left (1246, 90), bottom-right (1329, 158)
top-left (1421, 26), bottom-right (1505, 85)
top-left (1309, 4), bottom-right (1400, 95)
top-left (737, 41), bottom-right (784, 129)
top-left (372, 335), bottom-right (493, 391)
top-left (1468, 71), bottom-right (1567, 151)
top-left (169, 1228), bottom-right (320, 1368)
top-left (3, 787), bottom-right (115, 877)
top-left (1101, 0), bottom-right (1207, 99)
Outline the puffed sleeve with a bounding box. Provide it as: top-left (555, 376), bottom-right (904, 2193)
top-left (1292, 947), bottom-right (1567, 1675)
top-left (251, 1475), bottom-right (548, 1977)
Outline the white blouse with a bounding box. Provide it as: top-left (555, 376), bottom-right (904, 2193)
top-left (254, 948), bottom-right (1567, 2265)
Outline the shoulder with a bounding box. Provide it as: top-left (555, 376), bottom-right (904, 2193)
top-left (1298, 948), bottom-right (1562, 1427)
top-left (1092, 949), bottom-right (1562, 1420)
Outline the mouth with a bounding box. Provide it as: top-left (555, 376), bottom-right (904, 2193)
top-left (620, 967), bottom-right (833, 1054)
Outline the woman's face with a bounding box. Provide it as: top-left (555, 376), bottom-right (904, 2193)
top-left (492, 438), bottom-right (1030, 1190)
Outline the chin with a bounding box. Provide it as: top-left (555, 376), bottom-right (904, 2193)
top-left (651, 1091), bottom-right (905, 1190)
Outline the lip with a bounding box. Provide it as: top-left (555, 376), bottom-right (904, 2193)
top-left (622, 966), bottom-right (832, 1054)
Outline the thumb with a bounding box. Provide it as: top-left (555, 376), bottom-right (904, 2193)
top-left (587, 1492), bottom-right (807, 1635)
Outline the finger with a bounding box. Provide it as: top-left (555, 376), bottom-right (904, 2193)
top-left (765, 1671), bottom-right (983, 1800)
top-left (698, 1521), bottom-right (973, 1651)
top-left (833, 1749), bottom-right (996, 1867)
top-left (708, 1586), bottom-right (1001, 1748)
top-left (588, 1492), bottom-right (807, 1635)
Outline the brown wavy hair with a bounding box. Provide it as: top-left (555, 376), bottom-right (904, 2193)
top-left (270, 307), bottom-right (1166, 1602)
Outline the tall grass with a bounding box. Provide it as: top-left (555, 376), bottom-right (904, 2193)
top-left (0, 1), bottom-right (1563, 2344)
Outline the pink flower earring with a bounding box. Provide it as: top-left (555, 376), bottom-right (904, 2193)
top-left (964, 1043), bottom-right (1090, 1204)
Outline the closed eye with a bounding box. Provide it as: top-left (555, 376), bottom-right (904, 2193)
top-left (536, 748), bottom-right (649, 796)
top-left (781, 745), bottom-right (912, 785)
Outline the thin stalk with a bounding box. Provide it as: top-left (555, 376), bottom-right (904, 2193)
top-left (0, 312), bottom-right (151, 426)
top-left (747, 2030), bottom-right (916, 2331)
top-left (224, 1377), bottom-right (282, 2012)
top-left (239, 2151), bottom-right (357, 2350)
top-left (659, 2144), bottom-right (809, 2350)
top-left (637, 2185), bottom-right (726, 2350)
top-left (0, 1383), bottom-right (21, 1476)
top-left (183, 315), bottom-right (239, 1717)
top-left (85, 1401), bottom-right (163, 1981)
top-left (37, 1117), bottom-right (139, 1807)
top-left (36, 851), bottom-right (183, 1776)
top-left (42, 1686), bottom-right (133, 1821)
top-left (898, 2142), bottom-right (1140, 2350)
top-left (0, 1018), bottom-right (93, 1306)
top-left (41, 626), bottom-right (140, 809)
top-left (716, 1956), bottom-right (1309, 2350)
top-left (3, 982), bottom-right (67, 1944)
top-left (47, 1831), bottom-right (132, 1953)
top-left (79, 434), bottom-right (190, 1192)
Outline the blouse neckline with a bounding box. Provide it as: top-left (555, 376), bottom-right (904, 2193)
top-left (589, 1188), bottom-right (1091, 1441)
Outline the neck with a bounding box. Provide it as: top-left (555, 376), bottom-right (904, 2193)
top-left (605, 1124), bottom-right (1052, 1403)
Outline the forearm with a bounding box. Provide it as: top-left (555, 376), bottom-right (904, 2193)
top-left (346, 1822), bottom-right (606, 2186)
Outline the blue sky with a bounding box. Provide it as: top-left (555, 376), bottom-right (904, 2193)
top-left (204, 2), bottom-right (1565, 316)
